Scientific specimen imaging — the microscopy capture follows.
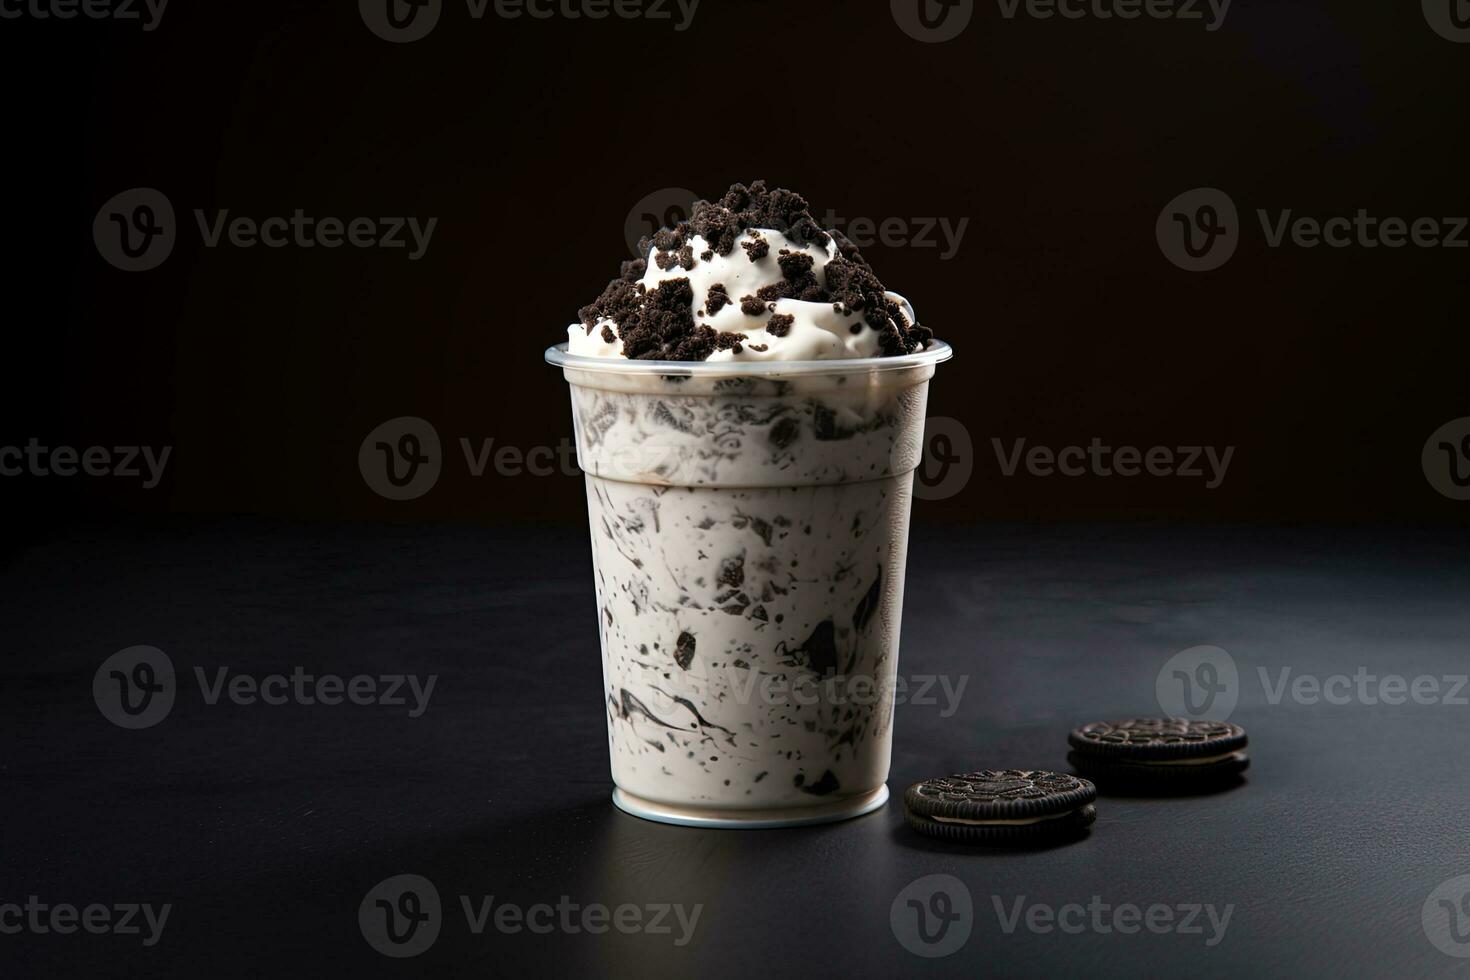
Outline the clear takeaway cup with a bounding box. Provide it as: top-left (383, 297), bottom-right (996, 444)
top-left (546, 340), bottom-right (952, 827)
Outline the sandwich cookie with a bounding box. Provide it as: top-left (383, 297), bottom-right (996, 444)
top-left (1067, 718), bottom-right (1249, 785)
top-left (904, 770), bottom-right (1097, 844)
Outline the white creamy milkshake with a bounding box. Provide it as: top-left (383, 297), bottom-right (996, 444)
top-left (548, 182), bottom-right (950, 827)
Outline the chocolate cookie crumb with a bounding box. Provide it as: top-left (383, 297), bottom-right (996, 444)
top-left (601, 324), bottom-right (616, 343)
top-left (609, 278), bottom-right (721, 361)
top-left (766, 314), bottom-right (794, 337)
top-left (674, 631), bottom-right (696, 670)
top-left (715, 331), bottom-right (748, 354)
top-left (742, 234), bottom-right (770, 261)
top-left (749, 343), bottom-right (769, 352)
top-left (740, 295), bottom-right (766, 317)
top-left (706, 284), bottom-right (731, 315)
top-left (651, 227), bottom-right (686, 252)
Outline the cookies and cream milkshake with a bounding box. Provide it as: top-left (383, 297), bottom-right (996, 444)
top-left (547, 181), bottom-right (950, 827)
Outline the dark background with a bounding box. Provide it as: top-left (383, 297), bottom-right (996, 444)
top-left (3, 0), bottom-right (1467, 528)
top-left (4, 3), bottom-right (1470, 979)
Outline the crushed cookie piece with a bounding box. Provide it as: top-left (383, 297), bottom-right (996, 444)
top-left (706, 284), bottom-right (731, 315)
top-left (651, 227), bottom-right (685, 252)
top-left (715, 332), bottom-right (747, 354)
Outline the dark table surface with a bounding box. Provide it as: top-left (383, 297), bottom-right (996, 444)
top-left (6, 519), bottom-right (1470, 978)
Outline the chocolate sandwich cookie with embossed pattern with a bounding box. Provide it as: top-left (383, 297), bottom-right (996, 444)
top-left (1067, 718), bottom-right (1249, 784)
top-left (903, 770), bottom-right (1098, 843)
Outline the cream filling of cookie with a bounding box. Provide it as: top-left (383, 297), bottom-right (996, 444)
top-left (931, 808), bottom-right (1086, 827)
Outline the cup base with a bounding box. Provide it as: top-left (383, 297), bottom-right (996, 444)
top-left (611, 785), bottom-right (890, 829)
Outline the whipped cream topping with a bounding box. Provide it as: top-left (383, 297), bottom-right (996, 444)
top-left (567, 181), bottom-right (932, 362)
top-left (568, 227), bottom-right (917, 362)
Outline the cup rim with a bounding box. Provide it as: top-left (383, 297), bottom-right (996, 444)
top-left (545, 338), bottom-right (952, 377)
